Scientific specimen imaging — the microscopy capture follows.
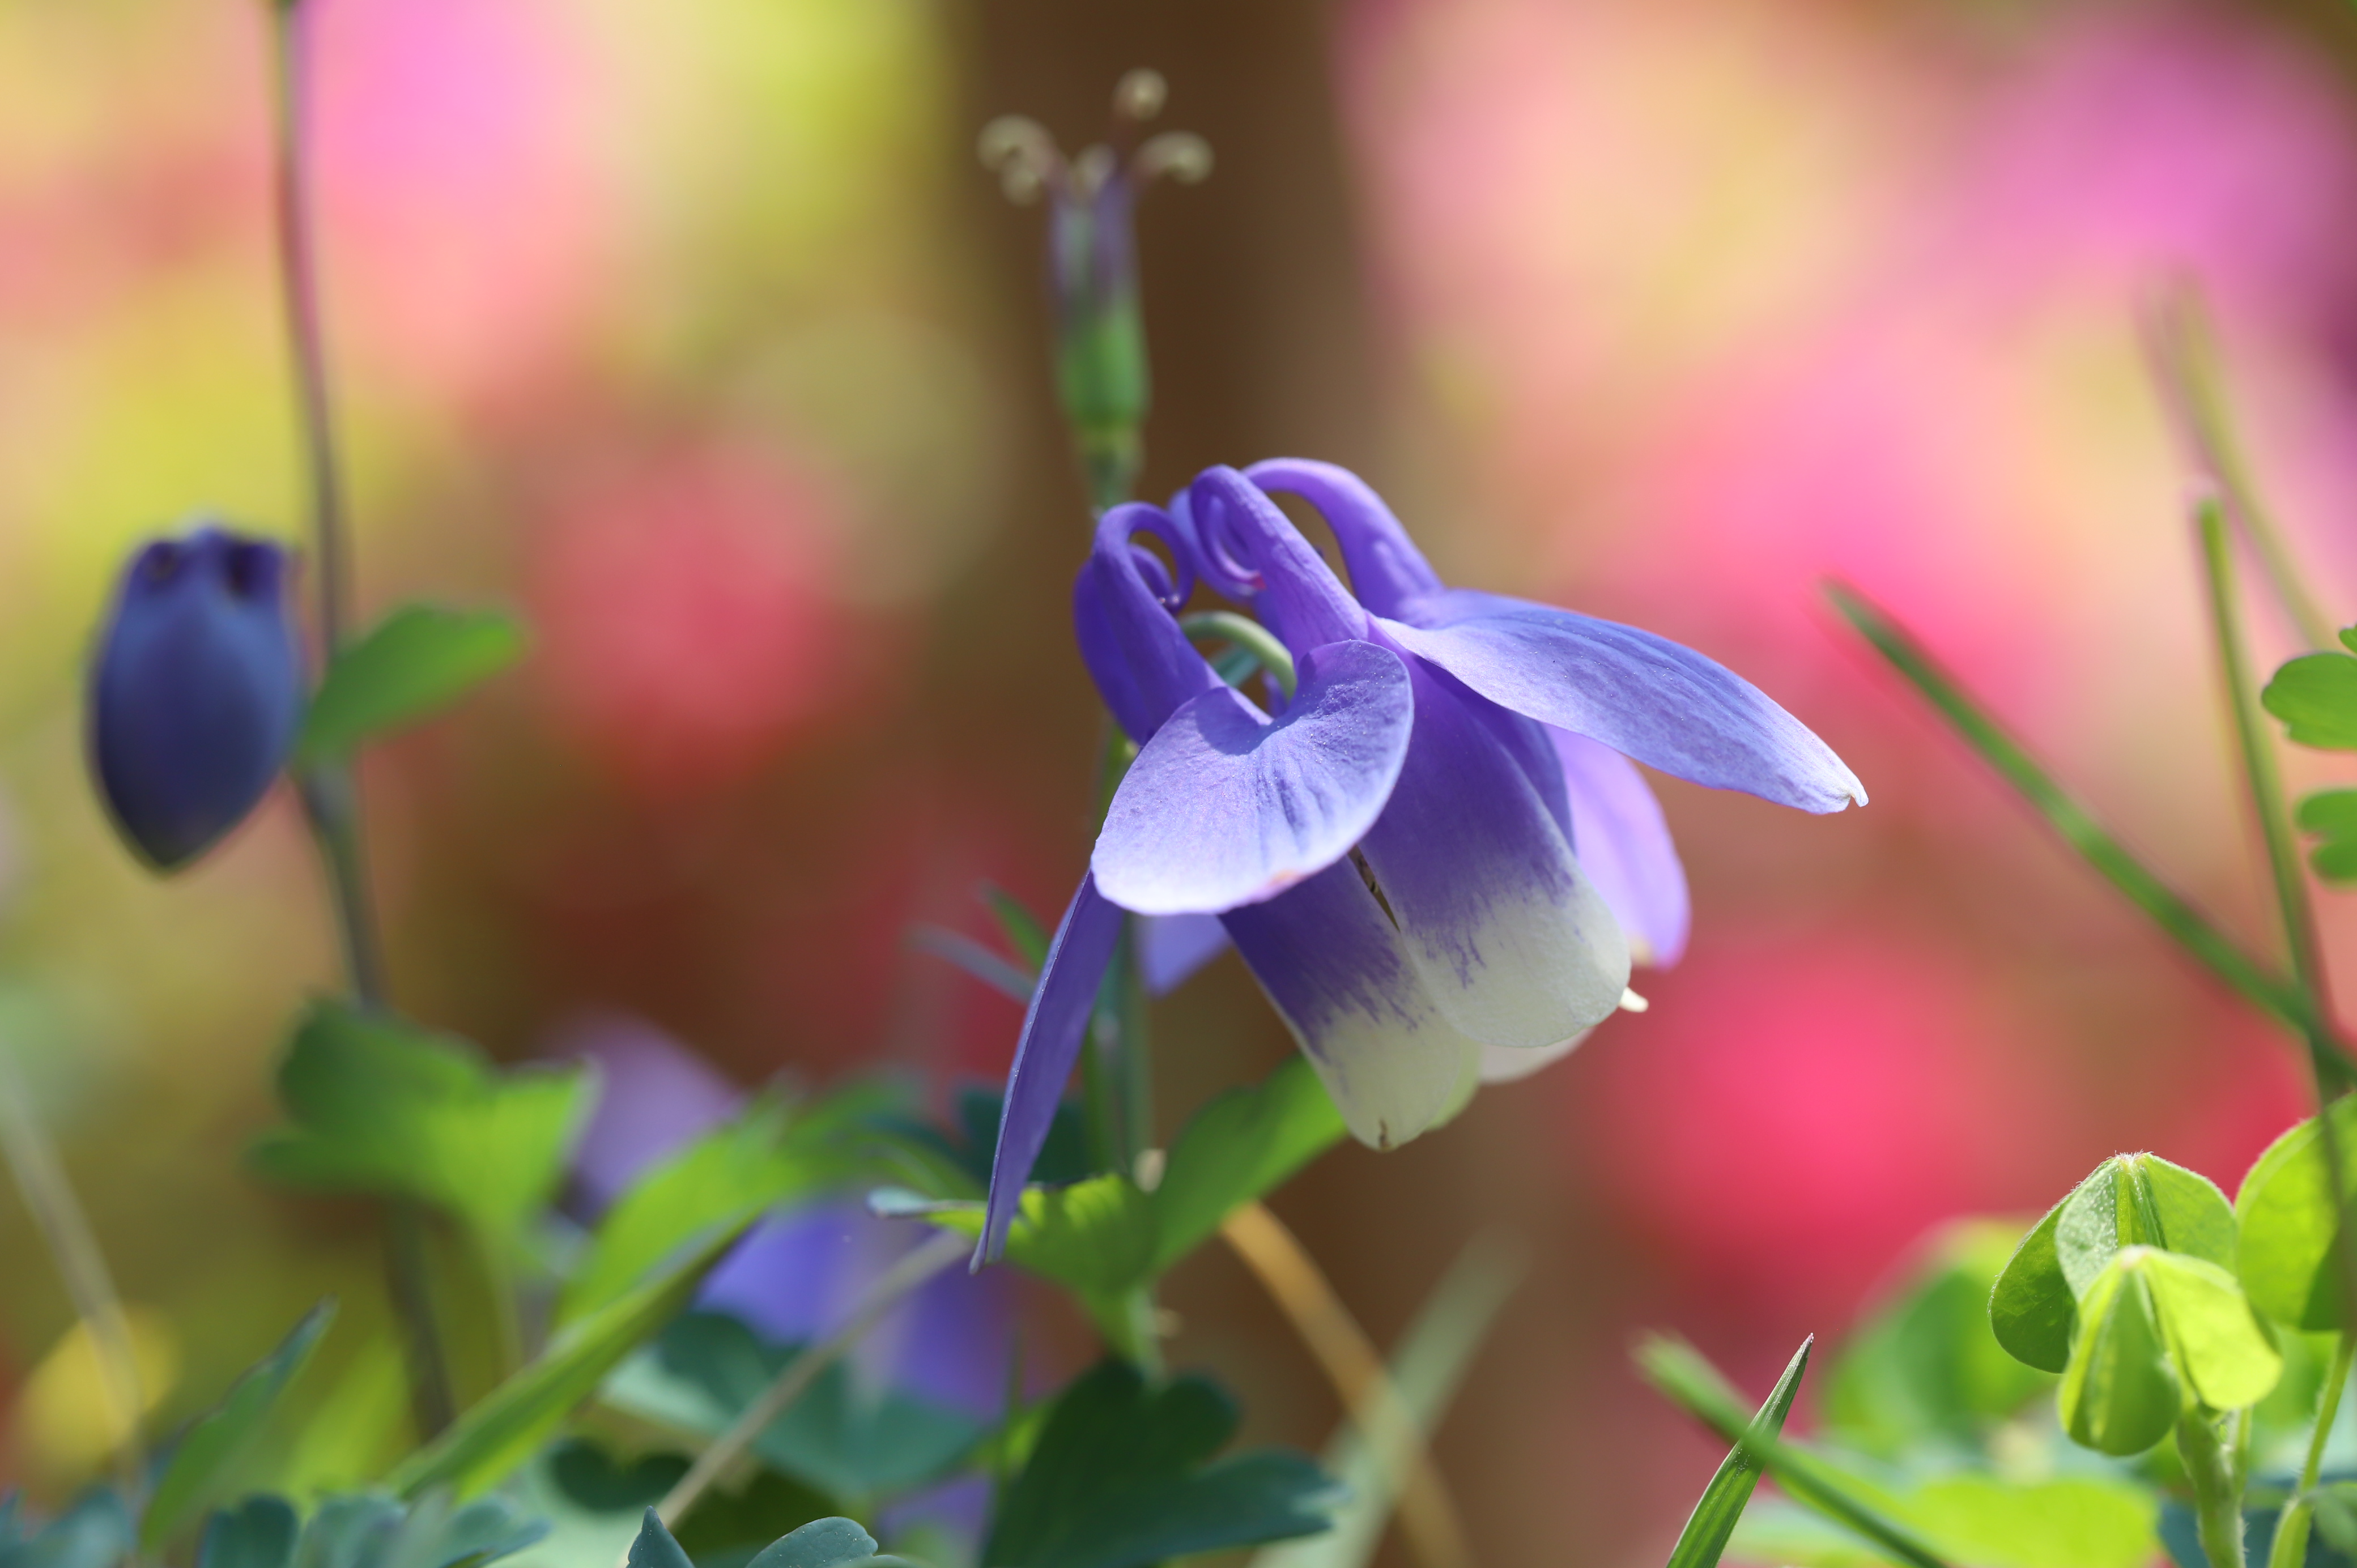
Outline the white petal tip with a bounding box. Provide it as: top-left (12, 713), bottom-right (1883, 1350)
top-left (1619, 987), bottom-right (1649, 1013)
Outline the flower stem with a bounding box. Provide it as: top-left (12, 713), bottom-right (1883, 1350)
top-left (1221, 1200), bottom-right (1473, 1568)
top-left (2270, 1334), bottom-right (2354, 1568)
top-left (0, 1039), bottom-right (146, 1507)
top-left (2179, 1408), bottom-right (2249, 1568)
top-left (267, 0), bottom-right (454, 1438)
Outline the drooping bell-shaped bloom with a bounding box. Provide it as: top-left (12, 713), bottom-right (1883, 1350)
top-left (88, 525), bottom-right (305, 871)
top-left (976, 462), bottom-right (1864, 1265)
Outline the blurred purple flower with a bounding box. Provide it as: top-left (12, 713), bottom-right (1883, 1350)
top-left (88, 525), bottom-right (304, 871)
top-left (558, 1017), bottom-right (1014, 1417)
top-left (979, 461), bottom-right (1861, 1263)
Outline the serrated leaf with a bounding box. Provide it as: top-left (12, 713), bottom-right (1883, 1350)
top-left (197, 1497), bottom-right (299, 1568)
top-left (560, 1086), bottom-right (889, 1330)
top-left (2058, 1257), bottom-right (2181, 1456)
top-left (142, 1302), bottom-right (335, 1549)
top-left (387, 1225), bottom-right (745, 1500)
top-left (2236, 1097), bottom-right (2357, 1331)
top-left (2137, 1249), bottom-right (2281, 1410)
top-left (1150, 1055), bottom-right (1347, 1276)
top-left (1661, 1337), bottom-right (1811, 1568)
top-left (296, 604), bottom-right (526, 766)
top-left (2298, 790), bottom-right (2357, 884)
top-left (2264, 652), bottom-right (2357, 751)
top-left (251, 1001), bottom-right (593, 1259)
top-left (870, 1173), bottom-right (1157, 1298)
top-left (984, 1361), bottom-right (1341, 1568)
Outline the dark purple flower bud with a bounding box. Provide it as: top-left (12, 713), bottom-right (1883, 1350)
top-left (88, 525), bottom-right (305, 871)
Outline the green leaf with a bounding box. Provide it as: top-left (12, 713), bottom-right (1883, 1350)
top-left (197, 1497), bottom-right (298, 1568)
top-left (1149, 1056), bottom-right (1347, 1276)
top-left (296, 604), bottom-right (526, 766)
top-left (642, 1311), bottom-right (980, 1500)
top-left (2298, 790), bottom-right (2357, 883)
top-left (1636, 1336), bottom-right (1954, 1568)
top-left (2058, 1256), bottom-right (2181, 1455)
top-left (2137, 1248), bottom-right (2282, 1409)
top-left (985, 1362), bottom-right (1342, 1568)
top-left (2236, 1096), bottom-right (2357, 1331)
top-left (747, 1518), bottom-right (888, 1568)
top-left (251, 1001), bottom-right (593, 1258)
top-left (1737, 1476), bottom-right (2158, 1568)
top-left (981, 885), bottom-right (1052, 972)
top-left (1828, 1220), bottom-right (2053, 1454)
top-left (387, 1225), bottom-right (746, 1500)
top-left (871, 1174), bottom-right (1158, 1299)
top-left (143, 1302), bottom-right (335, 1550)
top-left (1992, 1203), bottom-right (2077, 1374)
top-left (1827, 585), bottom-right (2309, 1033)
top-left (1661, 1336), bottom-right (1811, 1568)
top-left (0, 1490), bottom-right (134, 1568)
top-left (560, 1086), bottom-right (887, 1330)
top-left (2264, 652), bottom-right (2357, 751)
top-left (625, 1511), bottom-right (693, 1568)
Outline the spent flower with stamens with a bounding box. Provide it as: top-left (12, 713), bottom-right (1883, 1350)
top-left (980, 70), bottom-right (1211, 505)
top-left (976, 462), bottom-right (1865, 1264)
top-left (88, 525), bottom-right (305, 871)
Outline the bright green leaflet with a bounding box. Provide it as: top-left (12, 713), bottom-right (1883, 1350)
top-left (2297, 790), bottom-right (2357, 883)
top-left (386, 1224), bottom-right (747, 1500)
top-left (2236, 1097), bottom-right (2357, 1331)
top-left (871, 1173), bottom-right (1157, 1299)
top-left (1733, 1476), bottom-right (2155, 1568)
top-left (251, 1001), bottom-right (593, 1260)
top-left (1661, 1337), bottom-right (1812, 1568)
top-left (1992, 1203), bottom-right (2077, 1374)
top-left (142, 1301), bottom-right (335, 1550)
top-left (560, 1086), bottom-right (887, 1328)
top-left (983, 1361), bottom-right (1342, 1568)
top-left (2262, 649), bottom-right (2357, 752)
top-left (2138, 1249), bottom-right (2282, 1411)
top-left (296, 603), bottom-right (527, 766)
top-left (2058, 1258), bottom-right (2182, 1456)
top-left (1149, 1054), bottom-right (1346, 1275)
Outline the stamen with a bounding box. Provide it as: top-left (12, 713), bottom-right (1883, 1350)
top-left (1071, 143), bottom-right (1118, 201)
top-left (1131, 132), bottom-right (1213, 188)
top-left (1113, 69), bottom-right (1167, 125)
top-left (977, 116), bottom-right (1063, 204)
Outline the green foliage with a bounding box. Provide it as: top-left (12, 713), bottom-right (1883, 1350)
top-left (983, 1361), bottom-right (1341, 1568)
top-left (645, 1311), bottom-right (981, 1501)
top-left (1824, 1221), bottom-right (2052, 1456)
top-left (386, 1225), bottom-right (747, 1501)
top-left (0, 1489), bottom-right (134, 1568)
top-left (142, 1302), bottom-right (335, 1550)
top-left (1735, 1477), bottom-right (2156, 1568)
top-left (2262, 641), bottom-right (2357, 752)
top-left (560, 1086), bottom-right (895, 1330)
top-left (1148, 1055), bottom-right (1346, 1275)
top-left (980, 885), bottom-right (1052, 972)
top-left (195, 1492), bottom-right (546, 1568)
top-left (2295, 790), bottom-right (2357, 884)
top-left (296, 604), bottom-right (526, 766)
top-left (251, 1001), bottom-right (593, 1261)
top-left (871, 1174), bottom-right (1156, 1301)
top-left (2058, 1249), bottom-right (2281, 1455)
top-left (2237, 1096), bottom-right (2357, 1331)
top-left (624, 1511), bottom-right (907, 1568)
top-left (1662, 1336), bottom-right (1811, 1568)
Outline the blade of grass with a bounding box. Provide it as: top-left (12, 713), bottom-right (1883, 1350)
top-left (1637, 1335), bottom-right (1953, 1568)
top-left (1827, 582), bottom-right (2339, 1056)
top-left (1661, 1336), bottom-right (1812, 1568)
top-left (1249, 1232), bottom-right (1526, 1568)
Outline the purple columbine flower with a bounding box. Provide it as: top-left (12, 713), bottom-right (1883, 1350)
top-left (977, 462), bottom-right (1864, 1264)
top-left (88, 525), bottom-right (304, 871)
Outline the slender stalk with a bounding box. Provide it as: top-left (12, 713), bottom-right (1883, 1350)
top-left (2148, 289), bottom-right (2334, 651)
top-left (267, 0), bottom-right (453, 1435)
top-left (1829, 583), bottom-right (2346, 1058)
top-left (1181, 611), bottom-right (1299, 700)
top-left (1221, 1200), bottom-right (1474, 1568)
top-left (652, 1230), bottom-right (968, 1531)
top-left (0, 1041), bottom-right (146, 1506)
top-left (2270, 1335), bottom-right (2355, 1568)
top-left (2179, 1408), bottom-right (2249, 1568)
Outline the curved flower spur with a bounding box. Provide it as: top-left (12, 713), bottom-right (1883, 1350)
top-left (977, 463), bottom-right (1865, 1264)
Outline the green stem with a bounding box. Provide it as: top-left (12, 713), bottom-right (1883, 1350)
top-left (269, 0), bottom-right (454, 1437)
top-left (1180, 611), bottom-right (1298, 701)
top-left (1829, 583), bottom-right (2346, 1059)
top-left (2150, 289), bottom-right (2335, 651)
top-left (2271, 1333), bottom-right (2355, 1568)
top-left (2180, 1408), bottom-right (2249, 1568)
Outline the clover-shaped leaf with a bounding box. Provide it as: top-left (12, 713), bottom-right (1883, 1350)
top-left (2262, 636), bottom-right (2357, 751)
top-left (296, 604), bottom-right (525, 767)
